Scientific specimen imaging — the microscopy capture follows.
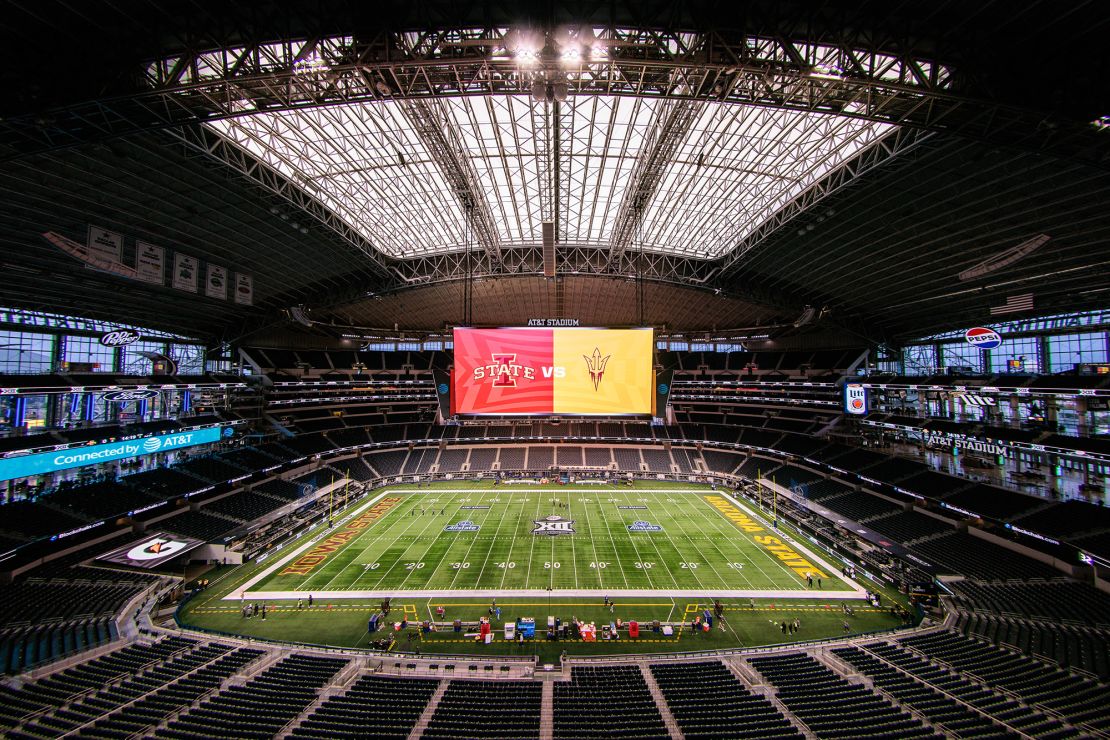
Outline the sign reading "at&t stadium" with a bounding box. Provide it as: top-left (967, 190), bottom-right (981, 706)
top-left (0, 426), bottom-right (227, 481)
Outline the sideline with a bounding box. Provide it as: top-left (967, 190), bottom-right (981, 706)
top-left (224, 489), bottom-right (395, 599)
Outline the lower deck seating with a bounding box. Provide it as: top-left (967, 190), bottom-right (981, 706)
top-left (651, 660), bottom-right (802, 739)
top-left (74, 647), bottom-right (264, 738)
top-left (154, 653), bottom-right (349, 739)
top-left (425, 679), bottom-right (541, 739)
top-left (554, 665), bottom-right (667, 739)
top-left (748, 652), bottom-right (939, 739)
top-left (862, 640), bottom-right (1074, 738)
top-left (830, 645), bottom-right (1012, 738)
top-left (292, 674), bottom-right (439, 739)
top-left (0, 636), bottom-right (197, 731)
top-left (900, 631), bottom-right (1110, 732)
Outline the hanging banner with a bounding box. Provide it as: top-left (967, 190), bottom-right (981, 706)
top-left (86, 225), bottom-right (123, 266)
top-left (172, 253), bottom-right (198, 293)
top-left (234, 273), bottom-right (253, 305)
top-left (135, 241), bottom-right (165, 285)
top-left (206, 264), bottom-right (228, 300)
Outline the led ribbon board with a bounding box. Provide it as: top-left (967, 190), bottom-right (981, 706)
top-left (0, 425), bottom-right (227, 481)
top-left (452, 327), bottom-right (654, 415)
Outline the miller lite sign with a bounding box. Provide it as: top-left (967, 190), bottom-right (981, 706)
top-left (964, 327), bottom-right (1002, 350)
top-left (844, 383), bottom-right (868, 416)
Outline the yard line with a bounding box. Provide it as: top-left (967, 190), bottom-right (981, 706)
top-left (367, 494), bottom-right (453, 591)
top-left (694, 494), bottom-right (800, 588)
top-left (497, 496), bottom-right (535, 590)
top-left (689, 499), bottom-right (777, 588)
top-left (311, 492), bottom-right (424, 592)
top-left (396, 492), bottom-right (481, 590)
top-left (567, 496), bottom-right (579, 589)
top-left (598, 491), bottom-right (655, 588)
top-left (641, 491), bottom-right (716, 593)
top-left (677, 506), bottom-right (748, 590)
top-left (577, 490), bottom-right (614, 588)
top-left (471, 490), bottom-right (514, 586)
top-left (444, 491), bottom-right (501, 588)
top-left (620, 489), bottom-right (700, 593)
top-left (520, 493), bottom-right (547, 589)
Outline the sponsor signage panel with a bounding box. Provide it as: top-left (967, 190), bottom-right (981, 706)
top-left (0, 426), bottom-right (225, 481)
top-left (99, 329), bottom-right (140, 347)
top-left (451, 327), bottom-right (653, 415)
top-left (964, 326), bottom-right (1002, 349)
top-left (444, 520), bottom-right (481, 532)
top-left (97, 532), bottom-right (203, 569)
top-left (844, 383), bottom-right (868, 415)
top-left (102, 389), bottom-right (159, 402)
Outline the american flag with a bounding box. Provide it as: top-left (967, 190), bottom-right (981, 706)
top-left (990, 293), bottom-right (1034, 315)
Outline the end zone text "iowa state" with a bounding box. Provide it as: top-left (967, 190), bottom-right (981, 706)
top-left (704, 495), bottom-right (827, 580)
top-left (280, 497), bottom-right (402, 576)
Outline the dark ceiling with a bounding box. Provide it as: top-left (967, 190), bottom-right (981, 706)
top-left (0, 0), bottom-right (1107, 347)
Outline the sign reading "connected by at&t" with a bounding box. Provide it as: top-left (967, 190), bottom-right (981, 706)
top-left (0, 426), bottom-right (227, 481)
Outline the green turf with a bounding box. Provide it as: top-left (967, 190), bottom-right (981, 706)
top-left (251, 486), bottom-right (851, 593)
top-left (176, 481), bottom-right (916, 660)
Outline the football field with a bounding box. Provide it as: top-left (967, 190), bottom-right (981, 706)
top-left (237, 486), bottom-right (861, 600)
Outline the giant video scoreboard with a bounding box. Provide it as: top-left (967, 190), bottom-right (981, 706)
top-left (451, 327), bottom-right (654, 416)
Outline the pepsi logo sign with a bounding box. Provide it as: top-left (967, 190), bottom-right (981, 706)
top-left (964, 327), bottom-right (1002, 349)
top-left (103, 389), bottom-right (159, 403)
top-left (99, 330), bottom-right (141, 347)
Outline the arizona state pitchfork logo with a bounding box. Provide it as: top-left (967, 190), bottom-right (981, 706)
top-left (583, 347), bottom-right (610, 391)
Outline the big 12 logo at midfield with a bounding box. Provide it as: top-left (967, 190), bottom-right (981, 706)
top-left (844, 383), bottom-right (868, 415)
top-left (533, 515), bottom-right (575, 536)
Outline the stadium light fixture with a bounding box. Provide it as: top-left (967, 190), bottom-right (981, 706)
top-left (810, 64), bottom-right (844, 81)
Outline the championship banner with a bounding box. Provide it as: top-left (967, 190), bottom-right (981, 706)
top-left (172, 253), bottom-right (199, 292)
top-left (86, 225), bottom-right (123, 266)
top-left (452, 327), bottom-right (653, 415)
top-left (135, 241), bottom-right (165, 285)
top-left (234, 273), bottom-right (253, 305)
top-left (97, 532), bottom-right (203, 569)
top-left (206, 263), bottom-right (228, 300)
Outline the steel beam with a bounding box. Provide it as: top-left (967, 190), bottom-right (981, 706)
top-left (2, 27), bottom-right (1106, 169)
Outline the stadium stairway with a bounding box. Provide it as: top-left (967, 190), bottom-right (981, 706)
top-left (406, 679), bottom-right (449, 740)
top-left (274, 658), bottom-right (364, 738)
top-left (638, 663), bottom-right (685, 739)
top-left (539, 678), bottom-right (554, 740)
top-left (721, 658), bottom-right (816, 738)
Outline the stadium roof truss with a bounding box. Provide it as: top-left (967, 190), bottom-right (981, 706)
top-left (15, 25), bottom-right (1038, 270)
top-left (206, 84), bottom-right (894, 261)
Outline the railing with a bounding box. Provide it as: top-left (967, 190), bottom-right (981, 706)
top-left (565, 625), bottom-right (916, 665)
